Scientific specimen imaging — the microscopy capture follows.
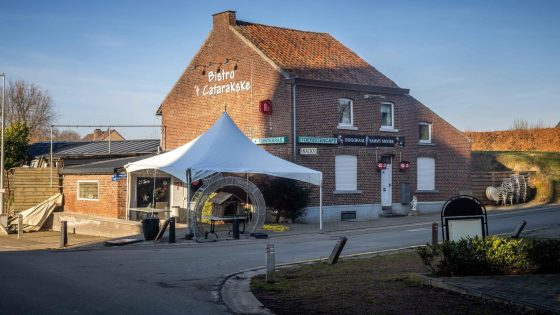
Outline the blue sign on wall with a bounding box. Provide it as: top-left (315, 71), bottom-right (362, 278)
top-left (112, 173), bottom-right (127, 181)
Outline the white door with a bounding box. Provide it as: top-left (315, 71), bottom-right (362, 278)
top-left (381, 159), bottom-right (392, 207)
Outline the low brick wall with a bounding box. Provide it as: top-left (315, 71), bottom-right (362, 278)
top-left (53, 212), bottom-right (142, 238)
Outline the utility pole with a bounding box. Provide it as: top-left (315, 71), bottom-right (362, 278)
top-left (0, 73), bottom-right (5, 216)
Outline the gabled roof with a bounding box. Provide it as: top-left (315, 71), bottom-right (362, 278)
top-left (28, 141), bottom-right (94, 159)
top-left (82, 129), bottom-right (125, 141)
top-left (234, 21), bottom-right (399, 87)
top-left (54, 139), bottom-right (160, 157)
top-left (30, 139), bottom-right (161, 159)
top-left (61, 155), bottom-right (155, 175)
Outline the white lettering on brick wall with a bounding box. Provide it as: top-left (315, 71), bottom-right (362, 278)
top-left (194, 69), bottom-right (251, 97)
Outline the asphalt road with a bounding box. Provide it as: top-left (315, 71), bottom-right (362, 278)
top-left (0, 206), bottom-right (558, 314)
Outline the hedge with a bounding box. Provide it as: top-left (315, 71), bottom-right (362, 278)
top-left (417, 236), bottom-right (560, 276)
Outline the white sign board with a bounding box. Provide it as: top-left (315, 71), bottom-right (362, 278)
top-left (299, 148), bottom-right (318, 155)
top-left (448, 218), bottom-right (483, 242)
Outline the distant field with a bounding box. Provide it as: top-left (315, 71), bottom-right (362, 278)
top-left (472, 151), bottom-right (560, 203)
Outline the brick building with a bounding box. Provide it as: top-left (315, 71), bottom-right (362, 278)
top-left (157, 11), bottom-right (471, 222)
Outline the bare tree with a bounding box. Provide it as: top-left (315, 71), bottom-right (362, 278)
top-left (52, 129), bottom-right (81, 141)
top-left (5, 80), bottom-right (56, 142)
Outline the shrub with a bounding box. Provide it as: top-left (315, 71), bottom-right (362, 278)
top-left (417, 236), bottom-right (559, 276)
top-left (254, 176), bottom-right (311, 223)
top-left (526, 238), bottom-right (560, 273)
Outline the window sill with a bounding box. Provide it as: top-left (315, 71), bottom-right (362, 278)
top-left (379, 127), bottom-right (398, 133)
top-left (337, 125), bottom-right (358, 130)
top-left (418, 142), bottom-right (435, 146)
top-left (416, 190), bottom-right (439, 193)
top-left (333, 190), bottom-right (363, 195)
top-left (77, 198), bottom-right (99, 201)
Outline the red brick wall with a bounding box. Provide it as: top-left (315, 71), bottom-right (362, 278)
top-left (159, 11), bottom-right (471, 207)
top-left (63, 175), bottom-right (127, 219)
top-left (160, 12), bottom-right (293, 159)
top-left (295, 87), bottom-right (471, 206)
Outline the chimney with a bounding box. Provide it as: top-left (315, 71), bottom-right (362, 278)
top-left (93, 128), bottom-right (103, 140)
top-left (213, 10), bottom-right (236, 29)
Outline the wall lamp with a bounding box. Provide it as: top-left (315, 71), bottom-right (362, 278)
top-left (193, 59), bottom-right (238, 75)
top-left (224, 58), bottom-right (238, 70)
top-left (364, 94), bottom-right (386, 99)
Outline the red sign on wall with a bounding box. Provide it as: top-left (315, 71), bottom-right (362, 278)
top-left (259, 99), bottom-right (272, 114)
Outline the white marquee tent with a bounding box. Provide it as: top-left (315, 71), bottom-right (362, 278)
top-left (124, 112), bottom-right (324, 229)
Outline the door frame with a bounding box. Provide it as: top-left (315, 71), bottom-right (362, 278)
top-left (380, 156), bottom-right (393, 207)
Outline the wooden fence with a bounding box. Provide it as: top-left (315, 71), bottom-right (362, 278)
top-left (6, 168), bottom-right (61, 212)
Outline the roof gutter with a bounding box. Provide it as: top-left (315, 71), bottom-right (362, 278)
top-left (293, 78), bottom-right (410, 95)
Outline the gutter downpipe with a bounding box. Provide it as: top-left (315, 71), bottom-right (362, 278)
top-left (291, 80), bottom-right (297, 162)
top-left (320, 183), bottom-right (323, 232)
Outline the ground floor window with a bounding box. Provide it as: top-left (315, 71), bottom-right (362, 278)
top-left (136, 177), bottom-right (171, 208)
top-left (335, 155), bottom-right (357, 191)
top-left (77, 180), bottom-right (99, 201)
top-left (417, 157), bottom-right (435, 191)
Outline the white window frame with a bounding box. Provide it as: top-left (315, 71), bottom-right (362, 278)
top-left (380, 102), bottom-right (397, 132)
top-left (77, 180), bottom-right (99, 201)
top-left (419, 122), bottom-right (432, 144)
top-left (337, 98), bottom-right (354, 129)
top-left (335, 155), bottom-right (358, 192)
top-left (417, 157), bottom-right (436, 191)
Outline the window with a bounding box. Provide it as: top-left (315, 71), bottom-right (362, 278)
top-left (380, 102), bottom-right (394, 130)
top-left (417, 157), bottom-right (435, 191)
top-left (338, 98), bottom-right (353, 127)
top-left (78, 181), bottom-right (99, 200)
top-left (335, 155), bottom-right (357, 191)
top-left (136, 177), bottom-right (171, 208)
top-left (419, 122), bottom-right (432, 143)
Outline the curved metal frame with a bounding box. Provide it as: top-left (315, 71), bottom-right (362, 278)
top-left (189, 174), bottom-right (266, 241)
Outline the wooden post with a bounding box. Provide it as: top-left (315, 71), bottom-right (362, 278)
top-left (17, 214), bottom-right (23, 239)
top-left (60, 220), bottom-right (68, 248)
top-left (265, 243), bottom-right (275, 283)
top-left (432, 222), bottom-right (438, 245)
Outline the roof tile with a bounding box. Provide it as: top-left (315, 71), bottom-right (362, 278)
top-left (234, 21), bottom-right (398, 87)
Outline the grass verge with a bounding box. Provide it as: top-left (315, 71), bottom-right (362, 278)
top-left (251, 251), bottom-right (536, 314)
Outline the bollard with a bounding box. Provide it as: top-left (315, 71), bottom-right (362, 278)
top-left (169, 217), bottom-right (176, 243)
top-left (432, 222), bottom-right (438, 245)
top-left (232, 215), bottom-right (240, 240)
top-left (17, 214), bottom-right (23, 240)
top-left (265, 243), bottom-right (275, 283)
top-left (328, 236), bottom-right (347, 265)
top-left (60, 220), bottom-right (68, 248)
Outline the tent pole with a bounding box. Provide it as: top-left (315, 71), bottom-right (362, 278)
top-left (319, 184), bottom-right (323, 232)
top-left (186, 169), bottom-right (194, 240)
top-left (125, 172), bottom-right (131, 220)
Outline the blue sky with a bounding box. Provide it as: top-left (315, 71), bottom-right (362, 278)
top-left (1, 0), bottom-right (559, 138)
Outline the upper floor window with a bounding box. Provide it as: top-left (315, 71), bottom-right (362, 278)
top-left (338, 98), bottom-right (353, 127)
top-left (380, 102), bottom-right (394, 130)
top-left (78, 181), bottom-right (99, 201)
top-left (419, 122), bottom-right (432, 143)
